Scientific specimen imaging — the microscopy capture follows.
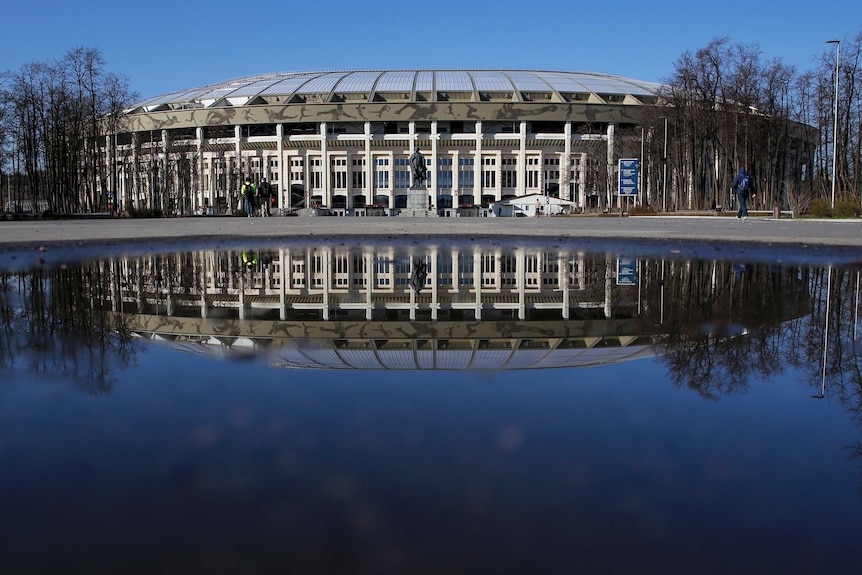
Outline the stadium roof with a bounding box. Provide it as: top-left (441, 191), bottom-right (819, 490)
top-left (129, 69), bottom-right (664, 113)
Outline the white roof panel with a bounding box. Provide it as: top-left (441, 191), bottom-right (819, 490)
top-left (437, 70), bottom-right (474, 92)
top-left (335, 71), bottom-right (383, 93)
top-left (471, 71), bottom-right (512, 92)
top-left (130, 70), bottom-right (662, 110)
top-left (375, 70), bottom-right (416, 92)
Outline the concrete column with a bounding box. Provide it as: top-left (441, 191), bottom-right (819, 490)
top-left (319, 122), bottom-right (328, 206)
top-left (579, 152), bottom-right (588, 209)
top-left (474, 122), bottom-right (482, 201)
top-left (365, 252), bottom-right (373, 320)
top-left (430, 247), bottom-right (439, 320)
top-left (431, 120), bottom-right (438, 206)
top-left (323, 248), bottom-right (331, 321)
top-left (196, 127), bottom-right (206, 209)
top-left (234, 125), bottom-right (242, 175)
top-left (606, 123), bottom-right (615, 211)
top-left (132, 133), bottom-right (139, 210)
top-left (517, 249), bottom-right (526, 320)
top-left (279, 248), bottom-right (287, 320)
top-left (563, 122), bottom-right (572, 201)
top-left (518, 121), bottom-right (527, 196)
top-left (474, 249), bottom-right (483, 320)
top-left (105, 134), bottom-right (113, 210)
top-left (161, 130), bottom-right (169, 213)
top-left (277, 124), bottom-right (285, 211)
top-left (451, 150), bottom-right (459, 213)
top-left (365, 121), bottom-right (373, 208)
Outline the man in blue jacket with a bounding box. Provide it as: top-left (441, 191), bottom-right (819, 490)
top-left (731, 166), bottom-right (754, 220)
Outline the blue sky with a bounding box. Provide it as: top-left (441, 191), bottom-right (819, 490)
top-left (1, 0), bottom-right (858, 101)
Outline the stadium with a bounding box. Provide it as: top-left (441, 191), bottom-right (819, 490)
top-left (112, 69), bottom-right (663, 216)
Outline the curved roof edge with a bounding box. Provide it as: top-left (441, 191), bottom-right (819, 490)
top-left (129, 69), bottom-right (665, 113)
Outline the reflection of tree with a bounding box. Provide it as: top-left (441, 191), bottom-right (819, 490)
top-left (814, 269), bottom-right (862, 485)
top-left (638, 260), bottom-right (813, 398)
top-left (639, 259), bottom-right (862, 497)
top-left (0, 267), bottom-right (137, 395)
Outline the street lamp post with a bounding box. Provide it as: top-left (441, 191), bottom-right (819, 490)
top-left (661, 116), bottom-right (668, 212)
top-left (827, 39), bottom-right (840, 210)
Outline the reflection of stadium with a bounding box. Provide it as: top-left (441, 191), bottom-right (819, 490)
top-left (113, 70), bottom-right (661, 215)
top-left (102, 244), bottom-right (664, 369)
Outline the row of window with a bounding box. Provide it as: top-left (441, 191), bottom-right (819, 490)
top-left (198, 155), bottom-right (580, 192)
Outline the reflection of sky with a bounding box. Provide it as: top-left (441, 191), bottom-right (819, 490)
top-left (1, 343), bottom-right (861, 573)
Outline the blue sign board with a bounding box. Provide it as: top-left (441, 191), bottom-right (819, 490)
top-left (617, 257), bottom-right (637, 286)
top-left (618, 158), bottom-right (639, 197)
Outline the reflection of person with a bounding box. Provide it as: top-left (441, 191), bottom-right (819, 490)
top-left (409, 149), bottom-right (427, 186)
top-left (242, 251), bottom-right (259, 269)
top-left (731, 166), bottom-right (753, 220)
top-left (241, 179), bottom-right (256, 217)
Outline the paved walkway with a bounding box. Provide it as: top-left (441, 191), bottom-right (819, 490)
top-left (1, 215), bottom-right (860, 267)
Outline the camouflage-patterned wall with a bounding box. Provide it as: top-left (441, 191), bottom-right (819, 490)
top-left (121, 102), bottom-right (643, 133)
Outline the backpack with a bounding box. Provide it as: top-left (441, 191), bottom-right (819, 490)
top-left (739, 174), bottom-right (751, 193)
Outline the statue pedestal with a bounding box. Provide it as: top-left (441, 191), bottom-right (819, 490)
top-left (399, 185), bottom-right (437, 217)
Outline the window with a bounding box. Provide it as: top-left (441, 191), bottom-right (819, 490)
top-left (437, 157), bottom-right (453, 189)
top-left (437, 256), bottom-right (453, 286)
top-left (352, 158), bottom-right (366, 189)
top-left (481, 254), bottom-right (496, 288)
top-left (374, 257), bottom-right (391, 287)
top-left (331, 157), bottom-right (347, 190)
top-left (527, 157), bottom-right (541, 189)
top-left (543, 157), bottom-right (559, 185)
top-left (374, 157), bottom-right (390, 189)
top-left (458, 157), bottom-right (474, 189)
top-left (310, 157), bottom-right (322, 190)
top-left (482, 157), bottom-right (496, 189)
top-left (290, 158), bottom-right (304, 184)
top-left (457, 253), bottom-right (474, 287)
top-left (502, 157), bottom-right (517, 189)
top-left (332, 256), bottom-right (350, 287)
top-left (394, 158), bottom-right (410, 189)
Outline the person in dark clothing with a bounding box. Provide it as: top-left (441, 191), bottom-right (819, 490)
top-left (731, 166), bottom-right (754, 220)
top-left (259, 179), bottom-right (270, 216)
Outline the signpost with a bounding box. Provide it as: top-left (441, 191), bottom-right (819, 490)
top-left (617, 257), bottom-right (637, 286)
top-left (618, 158), bottom-right (639, 216)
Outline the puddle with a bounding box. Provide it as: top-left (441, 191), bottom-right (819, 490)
top-left (1, 240), bottom-right (861, 573)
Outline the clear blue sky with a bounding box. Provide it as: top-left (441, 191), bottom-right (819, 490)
top-left (1, 0), bottom-right (858, 101)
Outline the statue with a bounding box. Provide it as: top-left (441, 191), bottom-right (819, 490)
top-left (409, 148), bottom-right (428, 188)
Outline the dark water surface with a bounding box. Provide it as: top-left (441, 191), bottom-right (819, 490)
top-left (1, 240), bottom-right (861, 574)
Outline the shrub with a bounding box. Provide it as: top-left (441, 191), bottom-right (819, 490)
top-left (833, 199), bottom-right (861, 219)
top-left (629, 204), bottom-right (655, 216)
top-left (808, 199), bottom-right (832, 218)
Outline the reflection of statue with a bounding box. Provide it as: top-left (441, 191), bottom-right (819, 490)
top-left (409, 257), bottom-right (428, 292)
top-left (409, 149), bottom-right (428, 187)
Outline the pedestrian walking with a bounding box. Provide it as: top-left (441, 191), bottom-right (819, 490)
top-left (241, 178), bottom-right (256, 217)
top-left (731, 166), bottom-right (754, 220)
top-left (260, 179), bottom-right (271, 217)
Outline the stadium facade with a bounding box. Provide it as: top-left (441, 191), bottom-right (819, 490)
top-left (113, 69), bottom-right (662, 216)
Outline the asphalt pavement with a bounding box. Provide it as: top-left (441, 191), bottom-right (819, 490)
top-left (1, 214), bottom-right (861, 268)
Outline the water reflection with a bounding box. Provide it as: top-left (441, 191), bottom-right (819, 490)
top-left (2, 244), bottom-right (860, 386)
top-left (2, 243), bottom-right (862, 572)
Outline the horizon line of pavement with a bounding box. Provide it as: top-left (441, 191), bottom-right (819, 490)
top-left (1, 214), bottom-right (860, 245)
